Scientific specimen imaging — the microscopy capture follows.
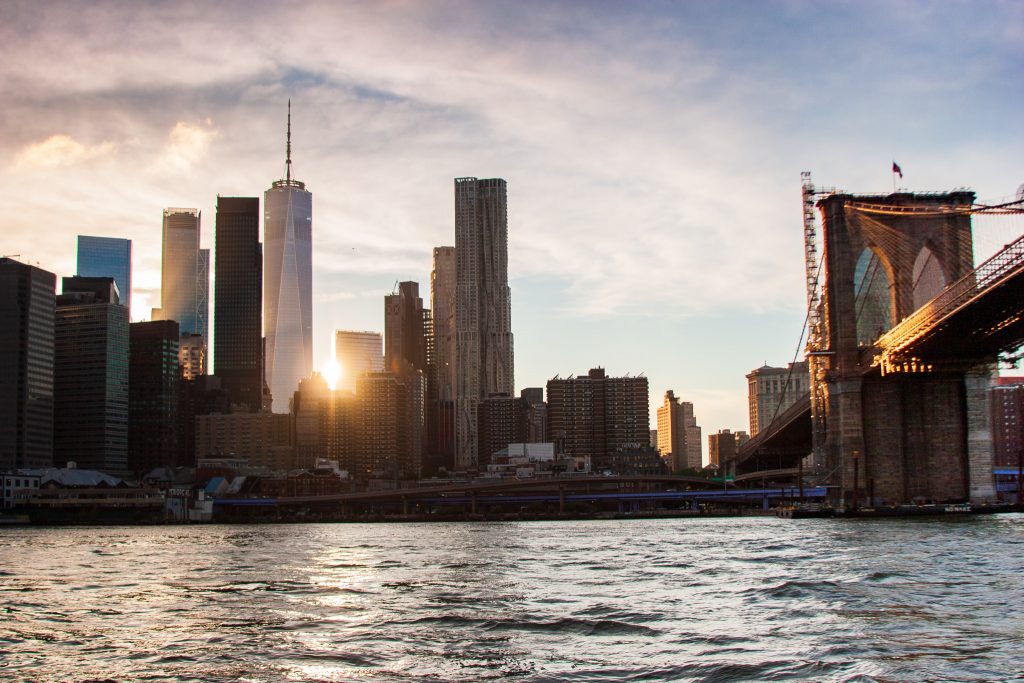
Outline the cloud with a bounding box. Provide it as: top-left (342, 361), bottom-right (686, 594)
top-left (318, 291), bottom-right (357, 302)
top-left (154, 119), bottom-right (218, 172)
top-left (14, 134), bottom-right (114, 167)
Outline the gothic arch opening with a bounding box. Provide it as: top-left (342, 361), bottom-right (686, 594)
top-left (854, 246), bottom-right (894, 345)
top-left (912, 245), bottom-right (946, 311)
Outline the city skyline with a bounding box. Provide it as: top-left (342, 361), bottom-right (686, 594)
top-left (1, 2), bottom-right (1021, 454)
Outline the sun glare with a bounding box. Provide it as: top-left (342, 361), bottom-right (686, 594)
top-left (322, 359), bottom-right (342, 391)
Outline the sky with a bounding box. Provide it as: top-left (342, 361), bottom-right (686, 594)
top-left (1, 0), bottom-right (1021, 462)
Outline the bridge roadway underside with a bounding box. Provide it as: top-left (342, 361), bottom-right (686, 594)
top-left (734, 394), bottom-right (811, 476)
top-left (881, 264), bottom-right (1024, 366)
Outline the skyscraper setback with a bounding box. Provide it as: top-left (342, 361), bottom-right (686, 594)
top-left (153, 208), bottom-right (208, 344)
top-left (214, 196), bottom-right (263, 411)
top-left (264, 102), bottom-right (313, 412)
top-left (454, 178), bottom-right (514, 469)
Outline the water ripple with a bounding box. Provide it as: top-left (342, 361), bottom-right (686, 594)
top-left (1, 516), bottom-right (1022, 681)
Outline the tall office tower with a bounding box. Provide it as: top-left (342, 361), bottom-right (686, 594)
top-left (431, 247), bottom-right (456, 398)
top-left (384, 281), bottom-right (428, 374)
top-left (77, 236), bottom-right (132, 313)
top-left (454, 178), bottom-right (514, 469)
top-left (334, 330), bottom-right (383, 394)
top-left (0, 258), bottom-right (56, 470)
top-left (54, 277), bottom-right (129, 472)
top-left (129, 320), bottom-right (180, 474)
top-left (214, 196), bottom-right (263, 411)
top-left (546, 368), bottom-right (649, 468)
top-left (657, 390), bottom-right (703, 471)
top-left (746, 361), bottom-right (808, 435)
top-left (264, 102), bottom-right (313, 413)
top-left (429, 246), bottom-right (457, 472)
top-left (153, 209), bottom-right (201, 331)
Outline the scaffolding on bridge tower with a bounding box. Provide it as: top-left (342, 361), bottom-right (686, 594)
top-left (801, 172), bottom-right (834, 479)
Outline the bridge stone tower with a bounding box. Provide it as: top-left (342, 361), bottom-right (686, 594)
top-left (814, 191), bottom-right (996, 507)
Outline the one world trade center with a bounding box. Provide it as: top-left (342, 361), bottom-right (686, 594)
top-left (264, 101), bottom-right (313, 412)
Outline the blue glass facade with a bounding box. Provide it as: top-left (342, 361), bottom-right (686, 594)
top-left (77, 236), bottom-right (132, 311)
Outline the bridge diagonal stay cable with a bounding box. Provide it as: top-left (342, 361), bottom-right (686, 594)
top-left (759, 257), bottom-right (821, 436)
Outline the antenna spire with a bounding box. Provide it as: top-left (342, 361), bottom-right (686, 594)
top-left (285, 99), bottom-right (292, 183)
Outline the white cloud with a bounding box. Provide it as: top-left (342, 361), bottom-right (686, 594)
top-left (14, 134), bottom-right (114, 167)
top-left (154, 119), bottom-right (218, 172)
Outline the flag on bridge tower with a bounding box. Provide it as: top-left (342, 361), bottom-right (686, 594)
top-left (892, 161), bottom-right (903, 178)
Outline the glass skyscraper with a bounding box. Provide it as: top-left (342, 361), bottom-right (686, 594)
top-left (263, 102), bottom-right (313, 412)
top-left (77, 235), bottom-right (132, 312)
top-left (54, 276), bottom-right (129, 473)
top-left (214, 197), bottom-right (263, 412)
top-left (154, 208), bottom-right (208, 340)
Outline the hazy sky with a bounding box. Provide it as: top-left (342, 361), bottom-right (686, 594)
top-left (1, 1), bottom-right (1021, 461)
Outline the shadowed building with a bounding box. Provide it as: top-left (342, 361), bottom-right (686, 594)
top-left (355, 372), bottom-right (424, 479)
top-left (77, 236), bottom-right (132, 313)
top-left (708, 430), bottom-right (738, 468)
top-left (455, 178), bottom-right (514, 469)
top-left (384, 281), bottom-right (428, 375)
top-left (519, 387), bottom-right (547, 445)
top-left (546, 368), bottom-right (648, 471)
top-left (55, 277), bottom-right (129, 473)
top-left (196, 411), bottom-right (292, 470)
top-left (428, 246), bottom-right (457, 473)
top-left (129, 320), bottom-right (179, 474)
top-left (264, 102), bottom-right (313, 413)
top-left (214, 196), bottom-right (263, 411)
top-left (0, 258), bottom-right (56, 470)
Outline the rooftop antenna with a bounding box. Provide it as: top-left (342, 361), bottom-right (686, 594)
top-left (286, 99), bottom-right (292, 183)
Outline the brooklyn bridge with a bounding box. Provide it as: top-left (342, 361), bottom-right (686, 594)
top-left (734, 177), bottom-right (1024, 509)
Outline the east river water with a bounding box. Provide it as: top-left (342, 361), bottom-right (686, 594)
top-left (1, 516), bottom-right (1022, 682)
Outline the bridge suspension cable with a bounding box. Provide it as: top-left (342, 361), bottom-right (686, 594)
top-left (845, 197), bottom-right (1024, 216)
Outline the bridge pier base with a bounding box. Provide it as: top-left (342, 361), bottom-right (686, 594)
top-left (966, 370), bottom-right (997, 502)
